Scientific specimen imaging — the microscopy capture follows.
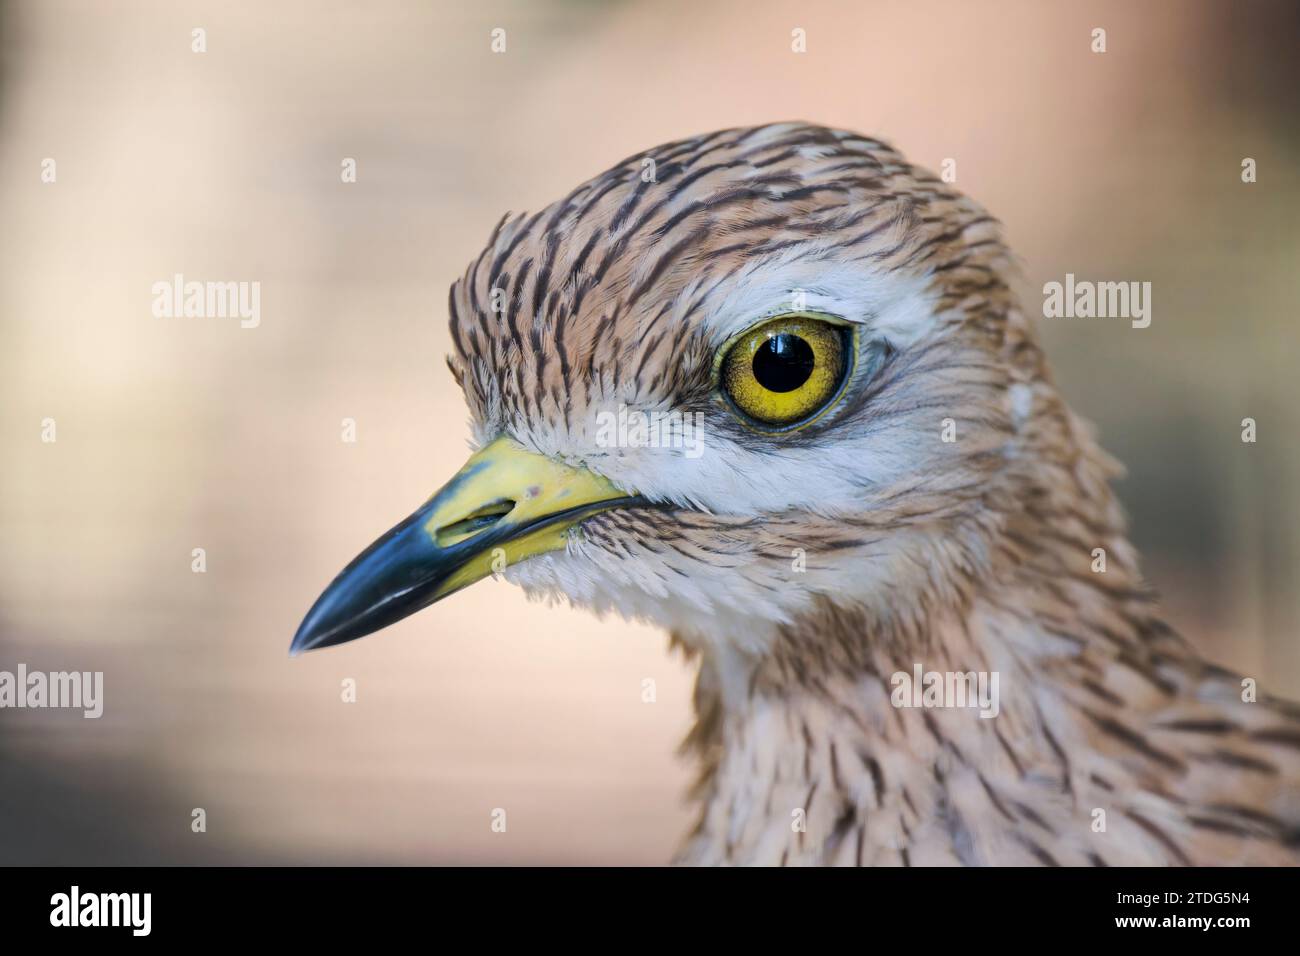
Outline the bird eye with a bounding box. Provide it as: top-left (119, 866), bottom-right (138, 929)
top-left (718, 314), bottom-right (853, 429)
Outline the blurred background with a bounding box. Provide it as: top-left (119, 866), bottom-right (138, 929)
top-left (1, 0), bottom-right (1297, 864)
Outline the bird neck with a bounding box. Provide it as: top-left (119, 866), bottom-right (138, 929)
top-left (674, 491), bottom-right (1170, 864)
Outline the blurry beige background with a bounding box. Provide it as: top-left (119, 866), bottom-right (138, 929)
top-left (1, 0), bottom-right (1297, 864)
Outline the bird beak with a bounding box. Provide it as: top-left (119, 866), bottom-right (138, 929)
top-left (290, 436), bottom-right (638, 654)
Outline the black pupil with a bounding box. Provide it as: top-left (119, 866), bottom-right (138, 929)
top-left (752, 333), bottom-right (815, 393)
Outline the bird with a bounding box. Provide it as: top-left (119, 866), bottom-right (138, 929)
top-left (292, 122), bottom-right (1300, 866)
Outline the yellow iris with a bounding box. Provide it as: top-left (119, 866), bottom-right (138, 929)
top-left (719, 314), bottom-right (852, 429)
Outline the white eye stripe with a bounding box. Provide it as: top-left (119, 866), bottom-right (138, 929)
top-left (686, 258), bottom-right (938, 353)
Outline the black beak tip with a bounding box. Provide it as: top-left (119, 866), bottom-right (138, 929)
top-left (289, 603), bottom-right (365, 656)
top-left (288, 586), bottom-right (363, 656)
top-left (287, 497), bottom-right (469, 658)
top-left (287, 629), bottom-right (310, 657)
top-left (288, 616), bottom-right (326, 657)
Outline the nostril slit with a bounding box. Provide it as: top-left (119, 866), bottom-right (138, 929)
top-left (435, 500), bottom-right (516, 548)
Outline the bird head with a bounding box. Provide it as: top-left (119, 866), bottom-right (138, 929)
top-left (292, 122), bottom-right (1063, 660)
